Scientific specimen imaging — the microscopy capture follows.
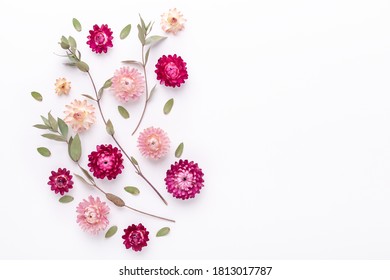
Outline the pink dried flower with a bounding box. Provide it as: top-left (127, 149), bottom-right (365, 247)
top-left (161, 8), bottom-right (186, 34)
top-left (122, 224), bottom-right (149, 251)
top-left (111, 67), bottom-right (145, 102)
top-left (88, 144), bottom-right (124, 180)
top-left (47, 168), bottom-right (74, 195)
top-left (76, 196), bottom-right (110, 235)
top-left (64, 99), bottom-right (96, 133)
top-left (137, 127), bottom-right (170, 160)
top-left (54, 78), bottom-right (71, 95)
top-left (155, 54), bottom-right (188, 88)
top-left (87, 24), bottom-right (113, 54)
top-left (165, 159), bottom-right (204, 200)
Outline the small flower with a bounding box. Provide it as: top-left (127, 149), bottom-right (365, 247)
top-left (165, 159), bottom-right (204, 200)
top-left (64, 99), bottom-right (96, 133)
top-left (111, 67), bottom-right (145, 102)
top-left (87, 24), bottom-right (113, 54)
top-left (88, 144), bottom-right (124, 180)
top-left (47, 168), bottom-right (74, 195)
top-left (155, 54), bottom-right (188, 88)
top-left (54, 78), bottom-right (71, 96)
top-left (137, 127), bottom-right (170, 160)
top-left (76, 196), bottom-right (110, 235)
top-left (122, 224), bottom-right (149, 251)
top-left (161, 8), bottom-right (186, 34)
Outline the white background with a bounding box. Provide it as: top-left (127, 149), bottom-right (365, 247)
top-left (1, 0), bottom-right (390, 259)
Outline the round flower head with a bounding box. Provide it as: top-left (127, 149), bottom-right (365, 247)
top-left (161, 8), bottom-right (186, 34)
top-left (76, 196), bottom-right (110, 235)
top-left (122, 224), bottom-right (149, 252)
top-left (47, 168), bottom-right (74, 195)
top-left (111, 67), bottom-right (145, 102)
top-left (87, 24), bottom-right (113, 54)
top-left (165, 159), bottom-right (204, 200)
top-left (64, 99), bottom-right (96, 133)
top-left (88, 144), bottom-right (124, 180)
top-left (155, 54), bottom-right (188, 88)
top-left (54, 77), bottom-right (71, 96)
top-left (137, 127), bottom-right (170, 160)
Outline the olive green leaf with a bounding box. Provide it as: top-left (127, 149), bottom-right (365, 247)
top-left (60, 36), bottom-right (70, 49)
top-left (76, 61), bottom-right (89, 72)
top-left (145, 47), bottom-right (151, 65)
top-left (59, 195), bottom-right (74, 203)
top-left (137, 24), bottom-right (145, 45)
top-left (145, 35), bottom-right (167, 46)
top-left (42, 133), bottom-right (66, 142)
top-left (130, 156), bottom-right (138, 166)
top-left (69, 133), bottom-right (81, 162)
top-left (68, 36), bottom-right (77, 49)
top-left (120, 24), bottom-right (132, 39)
top-left (57, 118), bottom-right (68, 138)
top-left (81, 94), bottom-right (96, 101)
top-left (105, 226), bottom-right (118, 238)
top-left (79, 166), bottom-right (95, 184)
top-left (37, 147), bottom-right (51, 157)
top-left (31, 91), bottom-right (42, 102)
top-left (40, 116), bottom-right (50, 127)
top-left (106, 119), bottom-right (115, 136)
top-left (175, 142), bottom-right (184, 158)
top-left (33, 124), bottom-right (49, 130)
top-left (48, 112), bottom-right (58, 132)
top-left (124, 186), bottom-right (140, 196)
top-left (73, 173), bottom-right (93, 186)
top-left (139, 14), bottom-right (146, 30)
top-left (103, 78), bottom-right (112, 89)
top-left (156, 227), bottom-right (170, 237)
top-left (148, 84), bottom-right (157, 101)
top-left (117, 106), bottom-right (130, 119)
top-left (163, 98), bottom-right (174, 114)
top-left (72, 18), bottom-right (82, 32)
top-left (122, 60), bottom-right (143, 67)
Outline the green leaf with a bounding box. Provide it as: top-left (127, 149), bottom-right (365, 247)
top-left (120, 24), bottom-right (132, 39)
top-left (137, 24), bottom-right (145, 45)
top-left (37, 147), bottom-right (51, 157)
top-left (145, 35), bottom-right (167, 46)
top-left (69, 133), bottom-right (81, 162)
top-left (72, 18), bottom-right (82, 32)
top-left (59, 195), bottom-right (74, 203)
top-left (81, 94), bottom-right (96, 101)
top-left (122, 60), bottom-right (143, 67)
top-left (117, 106), bottom-right (129, 119)
top-left (145, 47), bottom-right (151, 65)
top-left (148, 84), bottom-right (157, 101)
top-left (68, 136), bottom-right (73, 156)
top-left (124, 186), bottom-right (140, 196)
top-left (105, 226), bottom-right (118, 238)
top-left (31, 91), bottom-right (42, 102)
top-left (139, 14), bottom-right (146, 31)
top-left (76, 61), bottom-right (89, 72)
top-left (68, 36), bottom-right (77, 49)
top-left (48, 112), bottom-right (58, 132)
top-left (156, 227), bottom-right (170, 237)
top-left (60, 36), bottom-right (69, 49)
top-left (42, 133), bottom-right (66, 142)
top-left (41, 116), bottom-right (50, 127)
top-left (106, 119), bottom-right (115, 136)
top-left (74, 173), bottom-right (93, 186)
top-left (130, 156), bottom-right (138, 166)
top-left (33, 124), bottom-right (49, 129)
top-left (79, 166), bottom-right (95, 183)
top-left (57, 118), bottom-right (68, 138)
top-left (98, 88), bottom-right (104, 99)
top-left (175, 142), bottom-right (184, 158)
top-left (103, 78), bottom-right (112, 89)
top-left (163, 98), bottom-right (174, 114)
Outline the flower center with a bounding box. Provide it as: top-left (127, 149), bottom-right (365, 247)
top-left (164, 62), bottom-right (180, 79)
top-left (121, 77), bottom-right (134, 91)
top-left (147, 135), bottom-right (161, 152)
top-left (169, 17), bottom-right (178, 24)
top-left (55, 175), bottom-right (67, 188)
top-left (129, 231), bottom-right (143, 245)
top-left (97, 155), bottom-right (113, 170)
top-left (84, 206), bottom-right (100, 224)
top-left (94, 32), bottom-right (108, 45)
top-left (73, 111), bottom-right (86, 122)
top-left (175, 170), bottom-right (194, 190)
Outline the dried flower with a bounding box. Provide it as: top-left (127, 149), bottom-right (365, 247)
top-left (165, 159), bottom-right (204, 200)
top-left (64, 99), bottom-right (96, 133)
top-left (87, 24), bottom-right (113, 54)
top-left (76, 196), bottom-right (110, 235)
top-left (155, 54), bottom-right (188, 88)
top-left (137, 127), bottom-right (170, 160)
top-left (122, 224), bottom-right (149, 251)
top-left (54, 78), bottom-right (71, 95)
top-left (47, 168), bottom-right (74, 195)
top-left (161, 8), bottom-right (186, 34)
top-left (111, 67), bottom-right (145, 102)
top-left (88, 144), bottom-right (124, 180)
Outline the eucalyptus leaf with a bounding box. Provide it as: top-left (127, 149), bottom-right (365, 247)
top-left (98, 88), bottom-right (104, 99)
top-left (80, 166), bottom-right (95, 183)
top-left (48, 112), bottom-right (58, 132)
top-left (69, 133), bottom-right (81, 162)
top-left (117, 106), bottom-right (129, 119)
top-left (76, 61), bottom-right (89, 72)
top-left (137, 24), bottom-right (145, 45)
top-left (139, 14), bottom-right (146, 30)
top-left (31, 91), bottom-right (42, 102)
top-left (57, 118), bottom-right (68, 138)
top-left (148, 84), bottom-right (157, 101)
top-left (105, 226), bottom-right (118, 238)
top-left (33, 124), bottom-right (49, 130)
top-left (124, 186), bottom-right (140, 196)
top-left (60, 41), bottom-right (70, 49)
top-left (81, 94), bottom-right (96, 101)
top-left (145, 35), bottom-right (167, 46)
top-left (37, 147), bottom-right (51, 157)
top-left (163, 98), bottom-right (174, 114)
top-left (106, 119), bottom-right (115, 136)
top-left (122, 60), bottom-right (143, 67)
top-left (72, 18), bottom-right (82, 32)
top-left (41, 116), bottom-right (50, 127)
top-left (59, 195), bottom-right (74, 203)
top-left (156, 227), bottom-right (170, 237)
top-left (42, 133), bottom-right (66, 142)
top-left (68, 36), bottom-right (77, 49)
top-left (103, 78), bottom-right (112, 89)
top-left (175, 142), bottom-right (184, 158)
top-left (145, 47), bottom-right (151, 65)
top-left (120, 24), bottom-right (132, 39)
top-left (68, 136), bottom-right (73, 156)
top-left (74, 173), bottom-right (93, 186)
top-left (130, 156), bottom-right (138, 166)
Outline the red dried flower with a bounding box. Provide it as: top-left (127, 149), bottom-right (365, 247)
top-left (122, 224), bottom-right (149, 252)
top-left (47, 168), bottom-right (74, 195)
top-left (87, 144), bottom-right (124, 180)
top-left (155, 54), bottom-right (188, 88)
top-left (87, 24), bottom-right (113, 54)
top-left (165, 159), bottom-right (204, 200)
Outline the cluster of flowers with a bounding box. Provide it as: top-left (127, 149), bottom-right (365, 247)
top-left (35, 8), bottom-right (204, 252)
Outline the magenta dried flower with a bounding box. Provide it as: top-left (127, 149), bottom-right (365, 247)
top-left (48, 168), bottom-right (74, 195)
top-left (122, 223), bottom-right (149, 251)
top-left (87, 24), bottom-right (113, 53)
top-left (155, 54), bottom-right (188, 88)
top-left (88, 144), bottom-right (124, 180)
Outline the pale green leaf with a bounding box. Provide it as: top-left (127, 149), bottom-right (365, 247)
top-left (81, 94), bottom-right (96, 101)
top-left (124, 186), bottom-right (140, 196)
top-left (105, 226), bottom-right (118, 238)
top-left (79, 166), bottom-right (95, 183)
top-left (40, 116), bottom-right (50, 127)
top-left (117, 106), bottom-right (129, 119)
top-left (130, 156), bottom-right (138, 166)
top-left (31, 91), bottom-right (42, 102)
top-left (76, 61), bottom-right (89, 72)
top-left (73, 173), bottom-right (93, 186)
top-left (163, 98), bottom-right (174, 114)
top-left (145, 47), bottom-right (151, 65)
top-left (137, 24), bottom-right (145, 45)
top-left (48, 112), bottom-right (58, 132)
top-left (41, 133), bottom-right (66, 142)
top-left (57, 118), bottom-right (68, 138)
top-left (175, 142), bottom-right (184, 158)
top-left (59, 195), bottom-right (74, 203)
top-left (33, 124), bottom-right (49, 129)
top-left (106, 119), bottom-right (115, 135)
top-left (72, 18), bottom-right (82, 32)
top-left (68, 36), bottom-right (77, 49)
top-left (145, 35), bottom-right (167, 46)
top-left (69, 133), bottom-right (81, 162)
top-left (37, 147), bottom-right (51, 157)
top-left (122, 60), bottom-right (143, 67)
top-left (156, 227), bottom-right (170, 237)
top-left (103, 78), bottom-right (112, 89)
top-left (120, 24), bottom-right (131, 39)
top-left (148, 84), bottom-right (157, 101)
